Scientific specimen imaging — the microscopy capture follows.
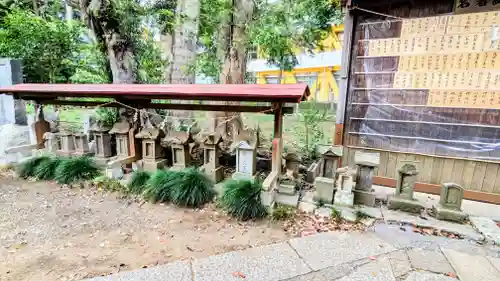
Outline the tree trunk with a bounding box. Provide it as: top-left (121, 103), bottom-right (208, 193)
top-left (106, 33), bottom-right (136, 84)
top-left (212, 0), bottom-right (254, 139)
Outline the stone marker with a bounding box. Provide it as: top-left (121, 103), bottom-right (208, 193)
top-left (109, 120), bottom-right (131, 158)
top-left (230, 129), bottom-right (258, 181)
top-left (388, 161), bottom-right (424, 213)
top-left (201, 132), bottom-right (223, 183)
top-left (43, 132), bottom-right (58, 153)
top-left (162, 131), bottom-right (193, 170)
top-left (72, 133), bottom-right (90, 156)
top-left (56, 130), bottom-right (75, 156)
top-left (433, 183), bottom-right (467, 222)
top-left (353, 151), bottom-right (379, 207)
top-left (313, 177), bottom-right (335, 203)
top-left (333, 170), bottom-right (354, 207)
top-left (306, 161), bottom-right (320, 183)
top-left (135, 127), bottom-right (166, 172)
top-left (279, 151), bottom-right (301, 196)
top-left (317, 145), bottom-right (343, 178)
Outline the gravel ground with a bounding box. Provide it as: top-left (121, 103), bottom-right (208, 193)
top-left (0, 178), bottom-right (288, 281)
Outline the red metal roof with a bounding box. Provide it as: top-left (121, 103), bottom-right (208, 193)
top-left (0, 83), bottom-right (310, 103)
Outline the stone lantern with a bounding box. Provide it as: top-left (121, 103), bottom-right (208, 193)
top-left (135, 127), bottom-right (166, 172)
top-left (88, 122), bottom-right (112, 161)
top-left (230, 129), bottom-right (259, 181)
top-left (109, 120), bottom-right (131, 158)
top-left (162, 131), bottom-right (194, 170)
top-left (317, 145), bottom-right (343, 178)
top-left (55, 130), bottom-right (75, 156)
top-left (201, 132), bottom-right (223, 183)
top-left (72, 133), bottom-right (90, 156)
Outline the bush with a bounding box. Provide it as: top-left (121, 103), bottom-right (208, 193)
top-left (170, 168), bottom-right (215, 208)
top-left (34, 156), bottom-right (64, 180)
top-left (17, 156), bottom-right (51, 179)
top-left (221, 179), bottom-right (267, 221)
top-left (54, 156), bottom-right (101, 184)
top-left (142, 170), bottom-right (182, 203)
top-left (128, 170), bottom-right (151, 194)
top-left (93, 176), bottom-right (126, 192)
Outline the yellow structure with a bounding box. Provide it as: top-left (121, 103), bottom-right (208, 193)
top-left (249, 25), bottom-right (344, 103)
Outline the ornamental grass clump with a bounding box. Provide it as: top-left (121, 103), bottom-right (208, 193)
top-left (16, 156), bottom-right (51, 179)
top-left (142, 169), bottom-right (182, 203)
top-left (127, 170), bottom-right (151, 195)
top-left (221, 179), bottom-right (267, 221)
top-left (170, 167), bottom-right (215, 208)
top-left (34, 156), bottom-right (65, 180)
top-left (54, 156), bottom-right (100, 184)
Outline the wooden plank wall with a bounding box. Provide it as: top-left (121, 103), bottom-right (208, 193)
top-left (344, 147), bottom-right (500, 195)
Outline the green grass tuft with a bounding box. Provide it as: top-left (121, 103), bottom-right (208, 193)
top-left (17, 156), bottom-right (51, 179)
top-left (170, 167), bottom-right (215, 208)
top-left (142, 170), bottom-right (182, 203)
top-left (221, 179), bottom-right (267, 221)
top-left (34, 157), bottom-right (65, 180)
top-left (128, 170), bottom-right (151, 194)
top-left (271, 204), bottom-right (295, 221)
top-left (54, 156), bottom-right (101, 184)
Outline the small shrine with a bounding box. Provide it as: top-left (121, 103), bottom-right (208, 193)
top-left (333, 169), bottom-right (354, 207)
top-left (317, 145), bottom-right (343, 178)
top-left (280, 152), bottom-right (301, 195)
top-left (88, 122), bottom-right (112, 160)
top-left (109, 120), bottom-right (131, 158)
top-left (230, 129), bottom-right (259, 180)
top-left (162, 131), bottom-right (194, 170)
top-left (55, 130), bottom-right (75, 156)
top-left (43, 132), bottom-right (58, 153)
top-left (388, 161), bottom-right (424, 213)
top-left (433, 183), bottom-right (467, 222)
top-left (73, 133), bottom-right (90, 156)
top-left (201, 132), bottom-right (223, 183)
top-left (135, 127), bottom-right (166, 172)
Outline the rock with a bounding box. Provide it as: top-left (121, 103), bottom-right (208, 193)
top-left (315, 207), bottom-right (333, 218)
top-left (298, 202), bottom-right (316, 213)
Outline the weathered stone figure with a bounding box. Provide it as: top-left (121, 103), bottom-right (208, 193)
top-left (109, 120), bottom-right (131, 158)
top-left (201, 132), bottom-right (223, 183)
top-left (433, 183), bottom-right (467, 222)
top-left (89, 122), bottom-right (112, 160)
top-left (388, 161), bottom-right (424, 213)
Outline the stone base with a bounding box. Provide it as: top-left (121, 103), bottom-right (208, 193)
top-left (275, 193), bottom-right (300, 207)
top-left (260, 190), bottom-right (276, 209)
top-left (388, 196), bottom-right (424, 214)
top-left (334, 191), bottom-right (354, 207)
top-left (231, 172), bottom-right (256, 182)
top-left (353, 189), bottom-right (376, 207)
top-left (279, 184), bottom-right (296, 195)
top-left (142, 158), bottom-right (167, 172)
top-left (105, 166), bottom-right (124, 180)
top-left (433, 205), bottom-right (468, 223)
top-left (332, 205), bottom-right (357, 222)
top-left (298, 201), bottom-right (316, 213)
top-left (313, 177), bottom-right (335, 203)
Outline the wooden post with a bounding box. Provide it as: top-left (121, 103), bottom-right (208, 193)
top-left (272, 102), bottom-right (283, 173)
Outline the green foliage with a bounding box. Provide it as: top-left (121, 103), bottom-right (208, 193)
top-left (143, 169), bottom-right (182, 203)
top-left (93, 175), bottom-right (127, 192)
top-left (16, 156), bottom-right (50, 179)
top-left (136, 35), bottom-right (168, 84)
top-left (128, 170), bottom-right (151, 194)
top-left (170, 167), bottom-right (215, 208)
top-left (221, 179), bottom-right (267, 221)
top-left (294, 101), bottom-right (329, 160)
top-left (0, 10), bottom-right (82, 83)
top-left (331, 208), bottom-right (341, 222)
top-left (54, 156), bottom-right (101, 184)
top-left (271, 204), bottom-right (295, 221)
top-left (70, 43), bottom-right (111, 84)
top-left (96, 107), bottom-right (120, 128)
top-left (34, 156), bottom-right (64, 180)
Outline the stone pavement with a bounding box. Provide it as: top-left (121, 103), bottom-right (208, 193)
top-left (82, 230), bottom-right (500, 281)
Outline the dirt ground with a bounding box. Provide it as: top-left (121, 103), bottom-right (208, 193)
top-left (0, 178), bottom-right (288, 281)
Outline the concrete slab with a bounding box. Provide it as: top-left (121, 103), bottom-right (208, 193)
top-left (403, 271), bottom-right (458, 281)
top-left (336, 260), bottom-right (396, 281)
top-left (192, 242), bottom-right (311, 281)
top-left (288, 232), bottom-right (395, 270)
top-left (298, 201), bottom-right (316, 213)
top-left (486, 256), bottom-right (500, 272)
top-left (356, 206), bottom-right (383, 219)
top-left (276, 193), bottom-right (300, 207)
top-left (314, 206), bottom-right (332, 217)
top-left (284, 263), bottom-right (354, 281)
top-left (407, 248), bottom-right (454, 274)
top-left (442, 249), bottom-right (500, 281)
top-left (82, 261), bottom-right (192, 281)
top-left (469, 216), bottom-right (500, 244)
top-left (382, 208), bottom-right (483, 241)
top-left (385, 250), bottom-right (411, 278)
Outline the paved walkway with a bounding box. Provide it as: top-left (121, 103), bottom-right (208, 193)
top-left (83, 230), bottom-right (500, 281)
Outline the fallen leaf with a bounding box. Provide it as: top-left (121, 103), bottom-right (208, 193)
top-left (232, 271), bottom-right (246, 278)
top-left (368, 256), bottom-right (376, 260)
top-left (412, 227), bottom-right (422, 234)
top-left (371, 272), bottom-right (377, 277)
top-left (422, 228), bottom-right (434, 235)
top-left (447, 272), bottom-right (457, 278)
top-left (186, 246), bottom-right (194, 251)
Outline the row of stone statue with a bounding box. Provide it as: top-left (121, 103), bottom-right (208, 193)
top-left (43, 119), bottom-right (261, 184)
top-left (309, 147), bottom-right (467, 223)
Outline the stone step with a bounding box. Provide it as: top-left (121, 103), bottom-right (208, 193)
top-left (442, 249), bottom-right (500, 281)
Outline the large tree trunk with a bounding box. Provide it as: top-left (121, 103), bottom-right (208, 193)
top-left (211, 0), bottom-right (254, 139)
top-left (106, 33), bottom-right (136, 84)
